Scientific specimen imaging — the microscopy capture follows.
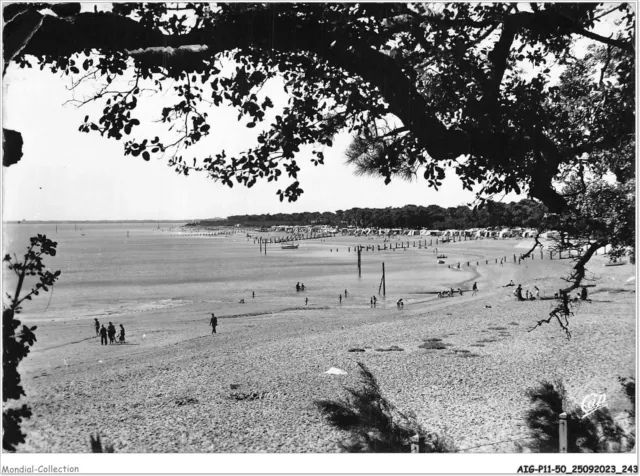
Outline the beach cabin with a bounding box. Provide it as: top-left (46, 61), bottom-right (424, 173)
top-left (540, 231), bottom-right (561, 240)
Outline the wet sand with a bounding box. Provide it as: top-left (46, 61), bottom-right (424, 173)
top-left (10, 235), bottom-right (636, 452)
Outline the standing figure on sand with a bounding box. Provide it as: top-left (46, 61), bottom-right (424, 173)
top-left (94, 318), bottom-right (100, 336)
top-left (472, 282), bottom-right (478, 296)
top-left (100, 325), bottom-right (108, 345)
top-left (515, 284), bottom-right (524, 301)
top-left (210, 313), bottom-right (218, 334)
top-left (108, 322), bottom-right (117, 344)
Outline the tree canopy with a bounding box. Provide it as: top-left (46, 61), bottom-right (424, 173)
top-left (3, 2), bottom-right (635, 281)
top-left (202, 199), bottom-right (547, 230)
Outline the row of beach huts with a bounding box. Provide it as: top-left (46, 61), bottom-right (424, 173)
top-left (262, 225), bottom-right (560, 240)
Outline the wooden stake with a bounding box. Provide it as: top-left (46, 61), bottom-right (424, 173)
top-left (559, 412), bottom-right (568, 453)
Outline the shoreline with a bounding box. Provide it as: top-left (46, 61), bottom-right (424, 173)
top-left (11, 237), bottom-right (635, 453)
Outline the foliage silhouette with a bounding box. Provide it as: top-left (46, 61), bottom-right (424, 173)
top-left (315, 362), bottom-right (454, 452)
top-left (3, 235), bottom-right (61, 451)
top-left (519, 379), bottom-right (635, 453)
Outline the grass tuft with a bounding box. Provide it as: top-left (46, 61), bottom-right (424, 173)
top-left (90, 433), bottom-right (114, 453)
top-left (315, 363), bottom-right (455, 452)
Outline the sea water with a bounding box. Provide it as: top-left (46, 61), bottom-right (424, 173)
top-left (2, 223), bottom-right (477, 321)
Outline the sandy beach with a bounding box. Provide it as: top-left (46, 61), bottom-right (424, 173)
top-left (9, 232), bottom-right (636, 453)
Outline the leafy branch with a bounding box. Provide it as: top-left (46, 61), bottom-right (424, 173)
top-left (3, 235), bottom-right (61, 451)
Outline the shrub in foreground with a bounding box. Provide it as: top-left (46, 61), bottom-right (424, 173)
top-left (315, 362), bottom-right (454, 452)
top-left (519, 379), bottom-right (634, 453)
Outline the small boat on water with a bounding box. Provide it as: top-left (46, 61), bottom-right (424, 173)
top-left (281, 243), bottom-right (299, 249)
top-left (604, 260), bottom-right (627, 267)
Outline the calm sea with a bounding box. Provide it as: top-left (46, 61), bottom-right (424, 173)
top-left (2, 222), bottom-right (476, 321)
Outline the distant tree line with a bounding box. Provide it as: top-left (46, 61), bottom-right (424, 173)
top-left (195, 200), bottom-right (546, 230)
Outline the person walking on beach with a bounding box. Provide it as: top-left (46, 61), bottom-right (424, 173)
top-left (118, 324), bottom-right (125, 343)
top-left (108, 322), bottom-right (116, 344)
top-left (252, 291), bottom-right (255, 298)
top-left (373, 295), bottom-right (377, 307)
top-left (210, 313), bottom-right (217, 334)
top-left (94, 318), bottom-right (100, 336)
top-left (296, 282), bottom-right (300, 292)
top-left (305, 297), bottom-right (308, 305)
top-left (339, 294), bottom-right (342, 304)
top-left (100, 325), bottom-right (108, 345)
top-left (472, 282), bottom-right (478, 296)
top-left (534, 286), bottom-right (540, 299)
top-left (344, 289), bottom-right (348, 298)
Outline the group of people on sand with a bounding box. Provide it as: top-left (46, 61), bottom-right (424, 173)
top-left (438, 287), bottom-right (463, 298)
top-left (95, 318), bottom-right (125, 345)
top-left (295, 282), bottom-right (306, 292)
top-left (437, 282), bottom-right (478, 298)
top-left (554, 287), bottom-right (589, 302)
top-left (509, 283), bottom-right (540, 301)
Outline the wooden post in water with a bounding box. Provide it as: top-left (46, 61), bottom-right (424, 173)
top-left (357, 247), bottom-right (362, 277)
top-left (382, 262), bottom-right (386, 297)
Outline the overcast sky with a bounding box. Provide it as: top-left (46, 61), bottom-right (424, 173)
top-left (2, 3), bottom-right (621, 222)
